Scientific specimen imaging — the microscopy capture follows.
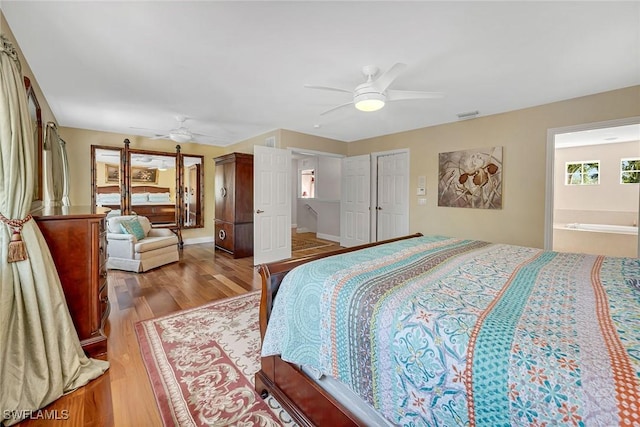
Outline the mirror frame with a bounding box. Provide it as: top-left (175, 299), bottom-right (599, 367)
top-left (181, 154), bottom-right (205, 229)
top-left (25, 76), bottom-right (43, 211)
top-left (91, 142), bottom-right (205, 229)
top-left (91, 145), bottom-right (124, 213)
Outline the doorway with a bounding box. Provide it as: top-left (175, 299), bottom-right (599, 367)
top-left (545, 118), bottom-right (640, 257)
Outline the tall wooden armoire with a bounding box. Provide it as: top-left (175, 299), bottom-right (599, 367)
top-left (214, 153), bottom-right (254, 258)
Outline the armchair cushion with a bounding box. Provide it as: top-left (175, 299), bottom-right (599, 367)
top-left (135, 234), bottom-right (179, 253)
top-left (119, 217), bottom-right (146, 240)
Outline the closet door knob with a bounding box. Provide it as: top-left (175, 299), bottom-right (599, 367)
top-left (256, 209), bottom-right (264, 214)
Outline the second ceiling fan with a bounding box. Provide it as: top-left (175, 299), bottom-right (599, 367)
top-left (305, 63), bottom-right (444, 116)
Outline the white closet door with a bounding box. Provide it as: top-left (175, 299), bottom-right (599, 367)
top-left (340, 155), bottom-right (371, 247)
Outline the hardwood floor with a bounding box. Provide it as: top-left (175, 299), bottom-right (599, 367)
top-left (17, 236), bottom-right (340, 427)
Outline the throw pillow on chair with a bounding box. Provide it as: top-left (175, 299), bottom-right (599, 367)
top-left (119, 218), bottom-right (146, 240)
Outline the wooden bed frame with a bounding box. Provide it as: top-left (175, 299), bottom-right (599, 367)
top-left (96, 184), bottom-right (171, 195)
top-left (255, 233), bottom-right (423, 427)
top-left (96, 185), bottom-right (176, 224)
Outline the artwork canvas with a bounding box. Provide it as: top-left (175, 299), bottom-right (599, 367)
top-left (438, 146), bottom-right (503, 209)
top-left (131, 167), bottom-right (158, 183)
top-left (105, 164), bottom-right (119, 183)
top-left (105, 164), bottom-right (158, 183)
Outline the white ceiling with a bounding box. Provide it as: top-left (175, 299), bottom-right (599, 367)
top-left (556, 124), bottom-right (640, 149)
top-left (2, 1), bottom-right (639, 146)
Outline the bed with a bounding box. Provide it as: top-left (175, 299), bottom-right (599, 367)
top-left (256, 234), bottom-right (640, 426)
top-left (95, 184), bottom-right (176, 224)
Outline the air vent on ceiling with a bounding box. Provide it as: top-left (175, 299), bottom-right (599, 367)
top-left (457, 110), bottom-right (480, 120)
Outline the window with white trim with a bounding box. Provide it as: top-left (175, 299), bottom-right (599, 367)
top-left (565, 161), bottom-right (600, 185)
top-left (621, 158), bottom-right (640, 184)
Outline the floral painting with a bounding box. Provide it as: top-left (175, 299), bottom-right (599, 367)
top-left (131, 166), bottom-right (158, 183)
top-left (438, 146), bottom-right (502, 209)
top-left (105, 164), bottom-right (158, 183)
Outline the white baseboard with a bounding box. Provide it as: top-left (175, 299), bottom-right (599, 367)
top-left (296, 227), bottom-right (311, 234)
top-left (317, 233), bottom-right (340, 242)
top-left (183, 236), bottom-right (215, 246)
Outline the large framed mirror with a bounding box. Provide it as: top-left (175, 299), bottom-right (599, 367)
top-left (182, 155), bottom-right (204, 228)
top-left (90, 144), bottom-right (204, 229)
top-left (126, 149), bottom-right (178, 225)
top-left (91, 146), bottom-right (123, 214)
top-left (25, 76), bottom-right (43, 210)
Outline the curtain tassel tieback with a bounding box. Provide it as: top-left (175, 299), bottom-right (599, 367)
top-left (0, 213), bottom-right (32, 262)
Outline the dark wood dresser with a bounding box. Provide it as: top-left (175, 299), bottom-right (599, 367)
top-left (33, 206), bottom-right (109, 358)
top-left (214, 152), bottom-right (254, 258)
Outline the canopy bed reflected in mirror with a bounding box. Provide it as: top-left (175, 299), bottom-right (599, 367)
top-left (90, 143), bottom-right (204, 231)
top-left (125, 149), bottom-right (178, 225)
top-left (25, 76), bottom-right (43, 211)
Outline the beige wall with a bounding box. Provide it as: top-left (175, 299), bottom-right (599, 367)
top-left (223, 128), bottom-right (347, 156)
top-left (59, 127), bottom-right (226, 241)
top-left (554, 140), bottom-right (639, 214)
top-left (348, 86), bottom-right (640, 248)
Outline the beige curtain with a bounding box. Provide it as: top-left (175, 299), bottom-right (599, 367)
top-left (0, 35), bottom-right (108, 426)
top-left (43, 122), bottom-right (65, 206)
top-left (59, 137), bottom-right (70, 206)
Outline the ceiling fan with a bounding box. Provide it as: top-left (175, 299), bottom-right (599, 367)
top-left (305, 63), bottom-right (443, 115)
top-left (153, 116), bottom-right (205, 143)
top-left (132, 115), bottom-right (221, 143)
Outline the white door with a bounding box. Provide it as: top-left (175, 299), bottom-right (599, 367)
top-left (340, 155), bottom-right (371, 247)
top-left (254, 146), bottom-right (291, 264)
top-left (376, 152), bottom-right (409, 241)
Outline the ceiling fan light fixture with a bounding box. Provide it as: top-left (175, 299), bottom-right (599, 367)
top-left (169, 132), bottom-right (192, 143)
top-left (354, 92), bottom-right (386, 112)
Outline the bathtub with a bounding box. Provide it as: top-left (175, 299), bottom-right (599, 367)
top-left (554, 223), bottom-right (638, 257)
top-left (564, 223), bottom-right (638, 235)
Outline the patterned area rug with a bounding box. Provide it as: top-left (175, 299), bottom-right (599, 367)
top-left (135, 291), bottom-right (296, 426)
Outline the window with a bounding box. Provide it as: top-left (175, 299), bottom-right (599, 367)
top-left (565, 161), bottom-right (600, 185)
top-left (621, 158), bottom-right (640, 184)
top-left (300, 169), bottom-right (315, 198)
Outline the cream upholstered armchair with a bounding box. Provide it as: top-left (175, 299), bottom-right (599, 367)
top-left (106, 215), bottom-right (179, 272)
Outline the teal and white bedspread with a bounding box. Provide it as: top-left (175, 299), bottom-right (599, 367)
top-left (261, 236), bottom-right (640, 426)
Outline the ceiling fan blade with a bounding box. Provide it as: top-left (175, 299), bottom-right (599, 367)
top-left (371, 63), bottom-right (407, 92)
top-left (320, 101), bottom-right (355, 116)
top-left (304, 84), bottom-right (352, 94)
top-left (151, 134), bottom-right (170, 140)
top-left (386, 90), bottom-right (445, 101)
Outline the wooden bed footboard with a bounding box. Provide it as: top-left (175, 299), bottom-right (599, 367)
top-left (255, 233), bottom-right (422, 426)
